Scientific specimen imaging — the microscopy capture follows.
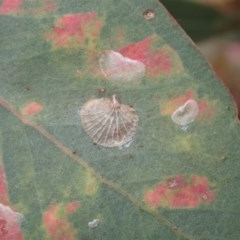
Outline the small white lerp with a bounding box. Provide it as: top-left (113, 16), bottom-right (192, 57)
top-left (171, 99), bottom-right (199, 126)
top-left (88, 219), bottom-right (100, 228)
top-left (99, 50), bottom-right (145, 83)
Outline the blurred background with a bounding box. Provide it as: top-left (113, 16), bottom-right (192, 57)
top-left (161, 0), bottom-right (240, 118)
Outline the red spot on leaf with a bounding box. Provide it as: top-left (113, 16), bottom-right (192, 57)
top-left (0, 168), bottom-right (8, 205)
top-left (46, 12), bottom-right (103, 48)
top-left (43, 203), bottom-right (78, 240)
top-left (166, 175), bottom-right (188, 189)
top-left (21, 102), bottom-right (43, 116)
top-left (0, 165), bottom-right (24, 239)
top-left (65, 201), bottom-right (80, 214)
top-left (171, 90), bottom-right (194, 107)
top-left (42, 0), bottom-right (57, 12)
top-left (171, 188), bottom-right (199, 208)
top-left (197, 101), bottom-right (215, 118)
top-left (0, 0), bottom-right (57, 15)
top-left (144, 175), bottom-right (216, 209)
top-left (0, 219), bottom-right (8, 237)
top-left (118, 35), bottom-right (183, 77)
top-left (32, 0), bottom-right (58, 15)
top-left (190, 175), bottom-right (216, 203)
top-left (0, 203), bottom-right (23, 240)
top-left (160, 90), bottom-right (215, 119)
top-left (0, 0), bottom-right (23, 14)
top-left (145, 185), bottom-right (167, 207)
top-left (161, 90), bottom-right (194, 116)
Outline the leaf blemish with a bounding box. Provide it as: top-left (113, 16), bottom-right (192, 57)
top-left (98, 88), bottom-right (106, 97)
top-left (24, 85), bottom-right (31, 92)
top-left (142, 9), bottom-right (155, 20)
top-left (65, 201), bottom-right (80, 214)
top-left (21, 102), bottom-right (43, 116)
top-left (0, 168), bottom-right (8, 204)
top-left (0, 203), bottom-right (24, 239)
top-left (72, 150), bottom-right (77, 155)
top-left (0, 0), bottom-right (23, 15)
top-left (167, 175), bottom-right (187, 189)
top-left (42, 0), bottom-right (57, 13)
top-left (144, 175), bottom-right (216, 209)
top-left (171, 99), bottom-right (199, 127)
top-left (99, 50), bottom-right (146, 83)
top-left (221, 156), bottom-right (227, 161)
top-left (45, 12), bottom-right (103, 48)
top-left (0, 219), bottom-right (8, 236)
top-left (43, 203), bottom-right (78, 240)
top-left (118, 35), bottom-right (183, 77)
top-left (84, 173), bottom-right (98, 196)
top-left (160, 90), bottom-right (215, 120)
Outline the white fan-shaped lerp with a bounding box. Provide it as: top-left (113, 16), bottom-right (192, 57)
top-left (99, 50), bottom-right (145, 83)
top-left (79, 95), bottom-right (139, 147)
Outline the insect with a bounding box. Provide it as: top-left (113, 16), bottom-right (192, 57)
top-left (88, 219), bottom-right (100, 228)
top-left (79, 95), bottom-right (139, 147)
top-left (171, 99), bottom-right (199, 126)
top-left (99, 50), bottom-right (145, 83)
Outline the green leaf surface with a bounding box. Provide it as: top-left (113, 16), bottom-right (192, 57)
top-left (0, 0), bottom-right (239, 239)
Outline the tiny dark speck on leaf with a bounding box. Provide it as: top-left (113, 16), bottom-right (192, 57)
top-left (72, 150), bottom-right (77, 155)
top-left (24, 86), bottom-right (31, 91)
top-left (221, 156), bottom-right (227, 161)
top-left (98, 88), bottom-right (106, 94)
top-left (173, 226), bottom-right (178, 231)
top-left (142, 9), bottom-right (155, 20)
